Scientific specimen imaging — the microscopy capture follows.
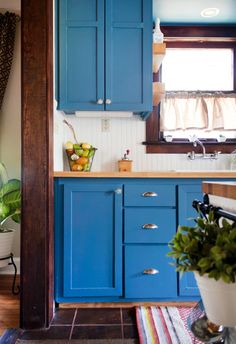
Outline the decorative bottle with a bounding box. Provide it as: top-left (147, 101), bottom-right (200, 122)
top-left (153, 18), bottom-right (164, 43)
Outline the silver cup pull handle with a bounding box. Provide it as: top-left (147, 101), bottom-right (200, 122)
top-left (142, 224), bottom-right (158, 229)
top-left (143, 268), bottom-right (159, 275)
top-left (97, 99), bottom-right (104, 105)
top-left (114, 188), bottom-right (122, 194)
top-left (106, 99), bottom-right (112, 105)
top-left (142, 191), bottom-right (158, 197)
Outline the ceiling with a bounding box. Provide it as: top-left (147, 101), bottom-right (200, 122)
top-left (153, 0), bottom-right (236, 25)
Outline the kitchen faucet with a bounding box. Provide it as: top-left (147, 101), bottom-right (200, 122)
top-left (193, 136), bottom-right (206, 156)
top-left (187, 135), bottom-right (221, 160)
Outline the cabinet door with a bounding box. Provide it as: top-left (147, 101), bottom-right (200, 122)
top-left (105, 0), bottom-right (152, 111)
top-left (63, 183), bottom-right (122, 297)
top-left (58, 0), bottom-right (105, 111)
top-left (178, 184), bottom-right (202, 296)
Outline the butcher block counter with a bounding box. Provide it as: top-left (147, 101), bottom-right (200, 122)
top-left (54, 171), bottom-right (236, 178)
top-left (202, 181), bottom-right (236, 200)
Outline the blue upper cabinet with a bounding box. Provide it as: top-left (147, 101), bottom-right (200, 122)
top-left (57, 0), bottom-right (152, 112)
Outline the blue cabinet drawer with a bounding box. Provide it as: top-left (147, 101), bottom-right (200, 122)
top-left (124, 184), bottom-right (175, 206)
top-left (124, 208), bottom-right (176, 243)
top-left (125, 245), bottom-right (177, 298)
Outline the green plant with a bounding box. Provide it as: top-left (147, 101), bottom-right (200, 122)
top-left (168, 212), bottom-right (236, 283)
top-left (0, 162), bottom-right (21, 232)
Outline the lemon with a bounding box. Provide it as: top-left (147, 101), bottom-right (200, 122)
top-left (82, 143), bottom-right (91, 149)
top-left (65, 141), bottom-right (74, 150)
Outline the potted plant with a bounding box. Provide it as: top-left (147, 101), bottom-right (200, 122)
top-left (0, 162), bottom-right (21, 268)
top-left (168, 212), bottom-right (236, 327)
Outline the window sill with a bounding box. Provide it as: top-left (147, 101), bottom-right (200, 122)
top-left (143, 140), bottom-right (236, 154)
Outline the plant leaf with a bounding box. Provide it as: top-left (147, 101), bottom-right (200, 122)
top-left (0, 162), bottom-right (8, 187)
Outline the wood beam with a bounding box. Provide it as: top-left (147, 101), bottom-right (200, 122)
top-left (21, 0), bottom-right (54, 329)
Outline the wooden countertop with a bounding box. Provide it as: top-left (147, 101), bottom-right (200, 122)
top-left (54, 171), bottom-right (236, 178)
top-left (202, 181), bottom-right (236, 200)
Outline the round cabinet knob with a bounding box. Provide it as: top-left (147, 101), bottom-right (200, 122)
top-left (114, 188), bottom-right (122, 194)
top-left (97, 99), bottom-right (104, 105)
top-left (105, 99), bottom-right (112, 105)
top-left (143, 268), bottom-right (159, 275)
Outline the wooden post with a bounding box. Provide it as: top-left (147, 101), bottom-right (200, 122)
top-left (21, 0), bottom-right (54, 329)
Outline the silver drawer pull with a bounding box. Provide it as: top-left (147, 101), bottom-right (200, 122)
top-left (105, 98), bottom-right (112, 105)
top-left (142, 191), bottom-right (158, 197)
top-left (143, 268), bottom-right (159, 275)
top-left (114, 188), bottom-right (122, 194)
top-left (142, 224), bottom-right (158, 229)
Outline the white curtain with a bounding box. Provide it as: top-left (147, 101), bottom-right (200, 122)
top-left (160, 92), bottom-right (236, 131)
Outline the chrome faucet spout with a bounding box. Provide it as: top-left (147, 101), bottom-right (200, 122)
top-left (192, 136), bottom-right (206, 156)
top-left (187, 136), bottom-right (221, 160)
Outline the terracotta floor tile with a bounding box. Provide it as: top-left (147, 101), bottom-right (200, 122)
top-left (51, 308), bottom-right (76, 325)
top-left (122, 308), bottom-right (136, 325)
top-left (75, 308), bottom-right (121, 325)
top-left (123, 324), bottom-right (139, 339)
top-left (72, 325), bottom-right (122, 339)
top-left (20, 326), bottom-right (71, 340)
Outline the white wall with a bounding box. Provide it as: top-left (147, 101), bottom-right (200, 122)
top-left (0, 0), bottom-right (21, 261)
top-left (54, 110), bottom-right (231, 172)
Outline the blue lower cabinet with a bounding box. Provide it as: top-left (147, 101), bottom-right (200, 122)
top-left (179, 272), bottom-right (199, 297)
top-left (178, 184), bottom-right (202, 296)
top-left (125, 245), bottom-right (177, 298)
top-left (55, 182), bottom-right (123, 299)
top-left (55, 177), bottom-right (234, 302)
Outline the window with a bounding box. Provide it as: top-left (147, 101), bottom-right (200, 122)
top-left (145, 26), bottom-right (236, 154)
top-left (162, 48), bottom-right (234, 91)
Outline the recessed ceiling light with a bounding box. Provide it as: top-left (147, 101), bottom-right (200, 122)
top-left (201, 7), bottom-right (220, 18)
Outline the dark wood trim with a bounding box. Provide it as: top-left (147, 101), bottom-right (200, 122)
top-left (146, 26), bottom-right (236, 154)
top-left (161, 25), bottom-right (236, 39)
top-left (21, 0), bottom-right (54, 329)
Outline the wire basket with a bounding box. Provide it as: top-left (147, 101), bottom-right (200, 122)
top-left (66, 145), bottom-right (97, 172)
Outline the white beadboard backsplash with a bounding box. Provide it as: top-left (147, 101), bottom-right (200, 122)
top-left (54, 110), bottom-right (232, 172)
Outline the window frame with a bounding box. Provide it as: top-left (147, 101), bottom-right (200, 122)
top-left (144, 26), bottom-right (236, 154)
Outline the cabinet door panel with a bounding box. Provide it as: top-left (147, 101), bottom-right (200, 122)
top-left (67, 0), bottom-right (98, 21)
top-left (178, 184), bottom-right (202, 296)
top-left (63, 183), bottom-right (122, 297)
top-left (125, 246), bottom-right (177, 298)
top-left (112, 0), bottom-right (143, 22)
top-left (111, 29), bottom-right (143, 105)
top-left (105, 0), bottom-right (152, 111)
top-left (59, 0), bottom-right (104, 111)
top-left (67, 28), bottom-right (99, 103)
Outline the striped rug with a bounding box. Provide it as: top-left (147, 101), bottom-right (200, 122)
top-left (136, 306), bottom-right (202, 344)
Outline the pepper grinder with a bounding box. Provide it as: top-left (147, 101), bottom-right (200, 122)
top-left (118, 149), bottom-right (132, 172)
